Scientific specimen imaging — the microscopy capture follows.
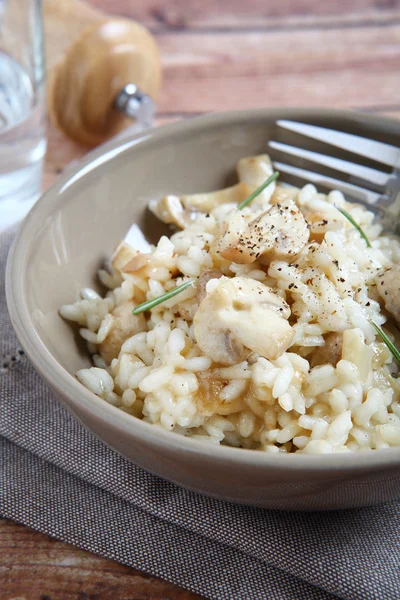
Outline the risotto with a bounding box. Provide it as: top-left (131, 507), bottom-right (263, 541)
top-left (60, 153), bottom-right (400, 454)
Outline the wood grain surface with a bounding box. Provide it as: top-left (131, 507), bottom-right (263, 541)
top-left (0, 519), bottom-right (202, 600)
top-left (2, 0), bottom-right (400, 598)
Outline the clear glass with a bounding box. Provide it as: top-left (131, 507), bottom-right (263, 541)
top-left (0, 0), bottom-right (46, 220)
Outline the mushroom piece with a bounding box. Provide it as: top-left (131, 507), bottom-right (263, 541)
top-left (305, 212), bottom-right (343, 243)
top-left (217, 199), bottom-right (309, 264)
top-left (148, 195), bottom-right (189, 230)
top-left (180, 182), bottom-right (252, 213)
top-left (122, 253), bottom-right (153, 276)
top-left (196, 269), bottom-right (224, 304)
top-left (193, 277), bottom-right (294, 366)
top-left (122, 252), bottom-right (179, 280)
top-left (270, 185), bottom-right (299, 205)
top-left (310, 332), bottom-right (343, 368)
top-left (98, 300), bottom-right (147, 364)
top-left (112, 243), bottom-right (138, 272)
top-left (376, 263), bottom-right (400, 324)
top-left (236, 154), bottom-right (276, 204)
top-left (111, 224), bottom-right (152, 272)
top-left (149, 182), bottom-right (253, 227)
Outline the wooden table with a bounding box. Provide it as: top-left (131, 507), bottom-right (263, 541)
top-left (1, 0), bottom-right (400, 597)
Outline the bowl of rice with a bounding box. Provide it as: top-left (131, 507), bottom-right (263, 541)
top-left (7, 108), bottom-right (400, 510)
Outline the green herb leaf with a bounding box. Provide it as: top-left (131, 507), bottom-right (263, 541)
top-left (336, 206), bottom-right (372, 248)
top-left (371, 321), bottom-right (400, 364)
top-left (237, 171), bottom-right (280, 210)
top-left (132, 280), bottom-right (195, 315)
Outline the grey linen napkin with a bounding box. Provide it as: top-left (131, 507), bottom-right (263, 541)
top-left (1, 226), bottom-right (399, 600)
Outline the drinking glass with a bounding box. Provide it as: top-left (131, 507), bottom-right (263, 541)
top-left (0, 0), bottom-right (46, 226)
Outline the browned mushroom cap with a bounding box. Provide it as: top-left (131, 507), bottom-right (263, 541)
top-left (98, 300), bottom-right (147, 363)
top-left (49, 18), bottom-right (161, 146)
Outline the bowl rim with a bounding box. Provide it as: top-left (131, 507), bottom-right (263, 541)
top-left (7, 107), bottom-right (400, 472)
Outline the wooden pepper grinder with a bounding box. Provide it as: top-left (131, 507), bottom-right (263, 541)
top-left (48, 18), bottom-right (161, 147)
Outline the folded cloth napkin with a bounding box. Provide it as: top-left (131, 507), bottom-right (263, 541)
top-left (1, 226), bottom-right (399, 600)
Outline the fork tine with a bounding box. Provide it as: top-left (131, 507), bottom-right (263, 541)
top-left (273, 161), bottom-right (381, 205)
top-left (269, 141), bottom-right (390, 188)
top-left (277, 120), bottom-right (400, 169)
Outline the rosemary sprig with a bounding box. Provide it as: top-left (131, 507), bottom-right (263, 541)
top-left (371, 321), bottom-right (400, 365)
top-left (336, 206), bottom-right (372, 248)
top-left (237, 171), bottom-right (280, 210)
top-left (132, 280), bottom-right (195, 314)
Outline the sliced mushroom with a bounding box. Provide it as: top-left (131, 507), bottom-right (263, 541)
top-left (270, 185), bottom-right (299, 205)
top-left (193, 277), bottom-right (294, 366)
top-left (122, 253), bottom-right (153, 275)
top-left (305, 212), bottom-right (343, 243)
top-left (376, 263), bottom-right (400, 324)
top-left (181, 182), bottom-right (252, 213)
top-left (236, 154), bottom-right (276, 204)
top-left (258, 200), bottom-right (310, 262)
top-left (148, 195), bottom-right (189, 230)
top-left (217, 199), bottom-right (309, 264)
top-left (310, 332), bottom-right (343, 368)
top-left (196, 269), bottom-right (223, 304)
top-left (122, 252), bottom-right (179, 279)
top-left (215, 211), bottom-right (251, 263)
top-left (98, 300), bottom-right (147, 364)
top-left (149, 182), bottom-right (254, 226)
top-left (112, 243), bottom-right (139, 272)
top-left (111, 224), bottom-right (152, 272)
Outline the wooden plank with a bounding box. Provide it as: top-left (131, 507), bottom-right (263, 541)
top-left (155, 25), bottom-right (400, 113)
top-left (88, 0), bottom-right (400, 30)
top-left (0, 519), bottom-right (203, 600)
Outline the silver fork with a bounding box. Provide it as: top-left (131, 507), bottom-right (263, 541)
top-left (268, 120), bottom-right (400, 232)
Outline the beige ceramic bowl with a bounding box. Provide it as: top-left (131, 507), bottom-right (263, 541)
top-left (7, 109), bottom-right (400, 510)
